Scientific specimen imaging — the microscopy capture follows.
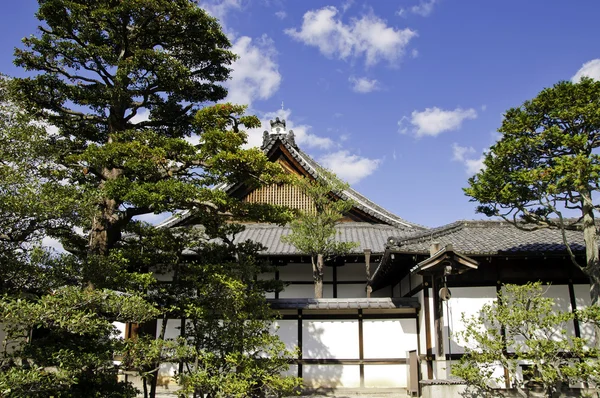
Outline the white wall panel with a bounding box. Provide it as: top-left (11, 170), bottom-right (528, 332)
top-left (363, 364), bottom-right (407, 388)
top-left (337, 284), bottom-right (366, 298)
top-left (156, 318), bottom-right (183, 340)
top-left (279, 284), bottom-right (314, 299)
top-left (363, 319), bottom-right (417, 359)
top-left (337, 262), bottom-right (366, 281)
top-left (114, 322), bottom-right (126, 339)
top-left (574, 284), bottom-right (594, 342)
top-left (444, 286), bottom-right (497, 355)
top-left (258, 272), bottom-right (275, 281)
top-left (303, 364), bottom-right (360, 388)
top-left (303, 320), bottom-right (359, 359)
top-left (272, 320), bottom-right (298, 354)
top-left (278, 264), bottom-right (312, 281)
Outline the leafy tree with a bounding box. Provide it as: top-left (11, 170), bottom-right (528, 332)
top-left (11, 0), bottom-right (280, 257)
top-left (452, 282), bottom-right (600, 398)
top-left (282, 169), bottom-right (358, 298)
top-left (2, 0), bottom-right (299, 396)
top-left (465, 78), bottom-right (600, 304)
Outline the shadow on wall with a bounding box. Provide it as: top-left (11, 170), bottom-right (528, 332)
top-left (301, 321), bottom-right (344, 393)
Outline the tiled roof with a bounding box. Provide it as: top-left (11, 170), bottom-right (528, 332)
top-left (261, 134), bottom-right (426, 230)
top-left (227, 222), bottom-right (416, 255)
top-left (387, 220), bottom-right (586, 255)
top-left (159, 134), bottom-right (426, 231)
top-left (267, 297), bottom-right (419, 310)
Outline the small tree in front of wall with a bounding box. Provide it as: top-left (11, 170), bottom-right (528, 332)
top-left (452, 282), bottom-right (600, 398)
top-left (282, 169), bottom-right (358, 299)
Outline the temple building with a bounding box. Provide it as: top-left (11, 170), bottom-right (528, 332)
top-left (157, 118), bottom-right (593, 394)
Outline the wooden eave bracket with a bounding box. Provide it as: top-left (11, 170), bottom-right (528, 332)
top-left (411, 245), bottom-right (478, 275)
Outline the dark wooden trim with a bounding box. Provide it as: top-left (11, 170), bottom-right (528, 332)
top-left (423, 281), bottom-right (433, 379)
top-left (497, 283), bottom-right (510, 389)
top-left (281, 313), bottom-right (417, 320)
top-left (297, 358), bottom-right (408, 365)
top-left (433, 276), bottom-right (444, 358)
top-left (568, 280), bottom-right (581, 338)
top-left (298, 310), bottom-right (303, 378)
top-left (358, 309), bottom-right (364, 388)
top-left (405, 283), bottom-right (424, 298)
top-left (281, 280), bottom-right (368, 285)
top-left (275, 270), bottom-right (280, 299)
top-left (333, 265), bottom-right (338, 298)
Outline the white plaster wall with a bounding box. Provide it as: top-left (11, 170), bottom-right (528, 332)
top-left (278, 264), bottom-right (314, 281)
top-left (279, 284), bottom-right (334, 298)
top-left (336, 284), bottom-right (366, 298)
top-left (114, 322), bottom-right (126, 339)
top-left (272, 320), bottom-right (298, 354)
top-left (302, 320), bottom-right (359, 359)
top-left (363, 319), bottom-right (417, 359)
top-left (574, 284), bottom-right (593, 343)
top-left (443, 286), bottom-right (497, 355)
top-left (543, 284), bottom-right (575, 337)
top-left (363, 364), bottom-right (407, 388)
top-left (303, 364), bottom-right (360, 388)
top-left (156, 318), bottom-right (183, 340)
top-left (416, 290), bottom-right (427, 357)
top-left (337, 262), bottom-right (366, 281)
top-left (258, 271), bottom-right (275, 280)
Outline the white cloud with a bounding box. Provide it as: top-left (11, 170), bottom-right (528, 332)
top-left (274, 11), bottom-right (287, 20)
top-left (451, 143), bottom-right (475, 162)
top-left (398, 0), bottom-right (437, 17)
top-left (245, 108), bottom-right (334, 150)
top-left (411, 49), bottom-right (419, 58)
top-left (349, 76), bottom-right (380, 93)
top-left (285, 6), bottom-right (417, 67)
top-left (411, 0), bottom-right (437, 16)
top-left (319, 150), bottom-right (380, 184)
top-left (451, 143), bottom-right (485, 175)
top-left (572, 59), bottom-right (600, 82)
top-left (464, 156), bottom-right (485, 175)
top-left (407, 107), bottom-right (477, 137)
top-left (225, 35), bottom-right (281, 108)
top-left (200, 0), bottom-right (243, 23)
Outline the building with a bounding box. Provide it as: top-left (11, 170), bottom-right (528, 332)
top-left (158, 118), bottom-right (593, 393)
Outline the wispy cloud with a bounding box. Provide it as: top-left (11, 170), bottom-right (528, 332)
top-left (349, 76), bottom-right (380, 93)
top-left (401, 107), bottom-right (477, 137)
top-left (572, 59), bottom-right (600, 82)
top-left (452, 143), bottom-right (485, 175)
top-left (397, 0), bottom-right (437, 17)
top-left (285, 6), bottom-right (417, 67)
top-left (274, 10), bottom-right (287, 20)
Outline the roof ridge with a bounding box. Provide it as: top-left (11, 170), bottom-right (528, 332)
top-left (285, 143), bottom-right (427, 230)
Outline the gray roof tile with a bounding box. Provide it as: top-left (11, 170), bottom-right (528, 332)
top-left (388, 220), bottom-right (587, 255)
top-left (230, 222), bottom-right (416, 255)
top-left (268, 297), bottom-right (419, 310)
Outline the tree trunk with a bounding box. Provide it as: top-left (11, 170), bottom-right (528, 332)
top-left (313, 254), bottom-right (324, 298)
top-left (88, 173), bottom-right (123, 255)
top-left (148, 315), bottom-right (168, 398)
top-left (582, 191), bottom-right (600, 306)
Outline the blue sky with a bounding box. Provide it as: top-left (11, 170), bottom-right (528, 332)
top-left (1, 0), bottom-right (600, 227)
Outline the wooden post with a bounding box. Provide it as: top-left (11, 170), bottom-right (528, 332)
top-left (365, 249), bottom-right (372, 298)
